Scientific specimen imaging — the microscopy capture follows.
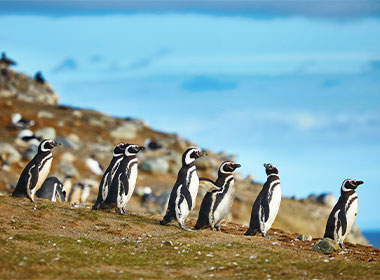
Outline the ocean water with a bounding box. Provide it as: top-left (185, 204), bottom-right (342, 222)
top-left (363, 231), bottom-right (380, 250)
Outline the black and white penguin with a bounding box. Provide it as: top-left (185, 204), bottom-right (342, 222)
top-left (323, 179), bottom-right (363, 249)
top-left (160, 147), bottom-right (205, 230)
top-left (101, 144), bottom-right (145, 214)
top-left (68, 181), bottom-right (92, 205)
top-left (12, 113), bottom-right (35, 129)
top-left (12, 139), bottom-right (60, 208)
top-left (36, 177), bottom-right (66, 202)
top-left (244, 163), bottom-right (282, 238)
top-left (85, 155), bottom-right (104, 176)
top-left (92, 143), bottom-right (128, 210)
top-left (194, 161), bottom-right (241, 231)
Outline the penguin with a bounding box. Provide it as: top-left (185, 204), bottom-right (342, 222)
top-left (160, 147), bottom-right (205, 230)
top-left (68, 181), bottom-right (92, 205)
top-left (101, 144), bottom-right (145, 214)
top-left (36, 177), bottom-right (66, 202)
top-left (323, 179), bottom-right (363, 249)
top-left (244, 163), bottom-right (282, 238)
top-left (17, 129), bottom-right (42, 146)
top-left (12, 113), bottom-right (35, 129)
top-left (141, 187), bottom-right (171, 215)
top-left (85, 155), bottom-right (104, 176)
top-left (92, 142), bottom-right (127, 210)
top-left (12, 139), bottom-right (60, 208)
top-left (194, 161), bottom-right (241, 231)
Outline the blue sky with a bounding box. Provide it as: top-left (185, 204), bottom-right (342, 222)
top-left (1, 2), bottom-right (380, 229)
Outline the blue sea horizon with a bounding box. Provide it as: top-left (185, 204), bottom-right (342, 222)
top-left (362, 230), bottom-right (380, 250)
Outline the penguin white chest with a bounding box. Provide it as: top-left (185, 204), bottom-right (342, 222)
top-left (343, 194), bottom-right (358, 240)
top-left (265, 184), bottom-right (282, 231)
top-left (188, 167), bottom-right (199, 209)
top-left (33, 156), bottom-right (53, 197)
top-left (213, 183), bottom-right (235, 225)
top-left (125, 162), bottom-right (138, 203)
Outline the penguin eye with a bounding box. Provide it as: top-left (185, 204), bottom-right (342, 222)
top-left (349, 180), bottom-right (355, 185)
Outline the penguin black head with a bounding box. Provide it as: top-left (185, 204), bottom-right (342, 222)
top-left (124, 144), bottom-right (145, 156)
top-left (264, 163), bottom-right (278, 176)
top-left (341, 179), bottom-right (363, 193)
top-left (113, 142), bottom-right (127, 157)
top-left (182, 147), bottom-right (205, 166)
top-left (219, 161), bottom-right (241, 175)
top-left (39, 139), bottom-right (60, 153)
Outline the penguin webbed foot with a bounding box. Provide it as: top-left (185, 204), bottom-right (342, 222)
top-left (116, 207), bottom-right (128, 215)
top-left (262, 233), bottom-right (274, 240)
top-left (211, 225), bottom-right (221, 232)
top-left (179, 223), bottom-right (193, 231)
top-left (338, 242), bottom-right (345, 250)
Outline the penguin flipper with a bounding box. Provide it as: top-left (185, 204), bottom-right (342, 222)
top-left (181, 186), bottom-right (193, 211)
top-left (338, 210), bottom-right (347, 236)
top-left (261, 197), bottom-right (270, 222)
top-left (199, 177), bottom-right (221, 192)
top-left (121, 172), bottom-right (129, 196)
top-left (28, 164), bottom-right (40, 191)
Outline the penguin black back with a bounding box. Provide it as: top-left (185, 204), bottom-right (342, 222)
top-left (323, 179), bottom-right (363, 247)
top-left (36, 177), bottom-right (66, 202)
top-left (93, 143), bottom-right (127, 210)
top-left (195, 161), bottom-right (241, 230)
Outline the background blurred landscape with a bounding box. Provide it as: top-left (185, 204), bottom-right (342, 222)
top-left (1, 1), bottom-right (379, 246)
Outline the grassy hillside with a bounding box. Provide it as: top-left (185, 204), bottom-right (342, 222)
top-left (0, 196), bottom-right (379, 279)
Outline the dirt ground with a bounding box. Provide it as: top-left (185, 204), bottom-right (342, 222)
top-left (0, 196), bottom-right (379, 279)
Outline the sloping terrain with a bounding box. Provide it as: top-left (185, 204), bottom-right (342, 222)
top-left (0, 196), bottom-right (379, 279)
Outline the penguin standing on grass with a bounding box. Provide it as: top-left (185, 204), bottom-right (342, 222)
top-left (36, 177), bottom-right (66, 202)
top-left (323, 179), bottom-right (363, 249)
top-left (101, 144), bottom-right (145, 214)
top-left (92, 143), bottom-right (127, 210)
top-left (245, 163), bottom-right (281, 238)
top-left (160, 147), bottom-right (205, 230)
top-left (12, 139), bottom-right (60, 208)
top-left (194, 161), bottom-right (241, 231)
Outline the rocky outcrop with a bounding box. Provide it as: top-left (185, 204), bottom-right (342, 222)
top-left (0, 70), bottom-right (58, 105)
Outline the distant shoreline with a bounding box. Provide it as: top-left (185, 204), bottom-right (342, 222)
top-left (363, 231), bottom-right (380, 249)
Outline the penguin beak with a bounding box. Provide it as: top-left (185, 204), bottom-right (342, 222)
top-left (263, 163), bottom-right (271, 169)
top-left (355, 180), bottom-right (364, 186)
top-left (233, 163), bottom-right (241, 169)
top-left (138, 146), bottom-right (145, 152)
top-left (52, 141), bottom-right (60, 147)
top-left (200, 151), bottom-right (207, 157)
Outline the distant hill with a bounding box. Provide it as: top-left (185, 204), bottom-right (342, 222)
top-left (0, 68), bottom-right (369, 247)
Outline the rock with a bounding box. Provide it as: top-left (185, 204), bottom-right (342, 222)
top-left (306, 193), bottom-right (318, 203)
top-left (124, 118), bottom-right (149, 130)
top-left (22, 144), bottom-right (38, 161)
top-left (72, 110), bottom-right (83, 118)
top-left (84, 116), bottom-right (105, 128)
top-left (163, 241), bottom-right (173, 246)
top-left (317, 193), bottom-right (337, 208)
top-left (60, 152), bottom-right (76, 163)
top-left (140, 158), bottom-right (169, 174)
top-left (58, 162), bottom-right (79, 178)
top-left (296, 234), bottom-right (313, 242)
top-left (55, 134), bottom-right (81, 150)
top-left (195, 157), bottom-right (217, 171)
top-left (0, 90), bottom-right (15, 98)
top-left (311, 238), bottom-right (339, 254)
top-left (35, 127), bottom-right (56, 140)
top-left (110, 122), bottom-right (137, 139)
top-left (0, 143), bottom-right (21, 163)
top-left (37, 111), bottom-right (55, 119)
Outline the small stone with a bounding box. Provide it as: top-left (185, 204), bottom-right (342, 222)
top-left (163, 241), bottom-right (173, 246)
top-left (140, 158), bottom-right (169, 174)
top-left (110, 122), bottom-right (137, 139)
top-left (311, 238), bottom-right (339, 254)
top-left (35, 127), bottom-right (56, 140)
top-left (37, 111), bottom-right (55, 119)
top-left (296, 234), bottom-right (313, 242)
